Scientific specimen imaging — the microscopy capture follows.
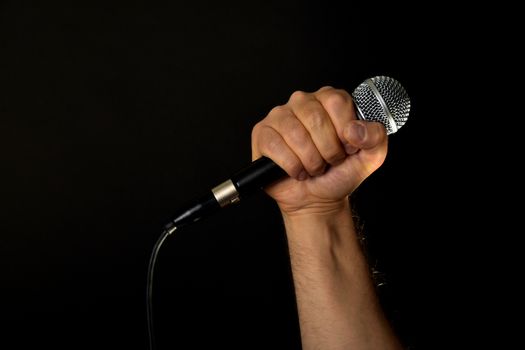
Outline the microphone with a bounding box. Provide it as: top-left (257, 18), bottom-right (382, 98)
top-left (164, 76), bottom-right (411, 233)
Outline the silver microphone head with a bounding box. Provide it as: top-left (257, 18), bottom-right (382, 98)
top-left (352, 76), bottom-right (411, 135)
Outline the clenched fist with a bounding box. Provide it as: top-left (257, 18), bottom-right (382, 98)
top-left (251, 86), bottom-right (388, 216)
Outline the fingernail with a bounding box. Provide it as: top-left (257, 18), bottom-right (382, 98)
top-left (297, 170), bottom-right (308, 181)
top-left (351, 122), bottom-right (366, 141)
top-left (345, 143), bottom-right (359, 155)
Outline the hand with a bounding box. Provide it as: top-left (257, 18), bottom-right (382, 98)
top-left (251, 86), bottom-right (388, 216)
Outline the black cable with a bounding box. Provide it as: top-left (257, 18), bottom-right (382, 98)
top-left (146, 228), bottom-right (175, 350)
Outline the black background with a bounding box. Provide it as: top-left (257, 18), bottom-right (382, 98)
top-left (0, 1), bottom-right (468, 349)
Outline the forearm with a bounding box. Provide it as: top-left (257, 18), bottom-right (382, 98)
top-left (282, 200), bottom-right (402, 350)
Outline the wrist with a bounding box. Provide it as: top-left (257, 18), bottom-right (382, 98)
top-left (279, 198), bottom-right (351, 223)
top-left (281, 199), bottom-right (361, 257)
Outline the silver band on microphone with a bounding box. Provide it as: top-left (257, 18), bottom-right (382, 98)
top-left (365, 78), bottom-right (398, 134)
top-left (212, 179), bottom-right (240, 207)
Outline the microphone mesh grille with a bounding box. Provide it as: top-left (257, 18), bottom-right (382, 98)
top-left (352, 76), bottom-right (410, 135)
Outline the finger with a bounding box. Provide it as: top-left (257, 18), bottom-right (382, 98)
top-left (251, 123), bottom-right (307, 180)
top-left (314, 87), bottom-right (357, 143)
top-left (265, 106), bottom-right (326, 177)
top-left (343, 120), bottom-right (387, 150)
top-left (288, 91), bottom-right (346, 166)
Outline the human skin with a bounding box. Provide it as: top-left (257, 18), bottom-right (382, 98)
top-left (251, 86), bottom-right (403, 350)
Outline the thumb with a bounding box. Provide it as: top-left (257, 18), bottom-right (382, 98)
top-left (343, 120), bottom-right (387, 150)
top-left (337, 120), bottom-right (388, 186)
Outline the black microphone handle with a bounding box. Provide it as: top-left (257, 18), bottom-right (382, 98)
top-left (231, 156), bottom-right (287, 196)
top-left (164, 156), bottom-right (286, 231)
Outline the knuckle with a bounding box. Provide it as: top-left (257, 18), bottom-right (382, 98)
top-left (375, 144), bottom-right (388, 165)
top-left (269, 104), bottom-right (288, 116)
top-left (365, 153), bottom-right (387, 176)
top-left (318, 85), bottom-right (335, 92)
top-left (251, 122), bottom-right (264, 140)
top-left (324, 90), bottom-right (351, 110)
top-left (289, 90), bottom-right (308, 103)
top-left (333, 88), bottom-right (352, 98)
